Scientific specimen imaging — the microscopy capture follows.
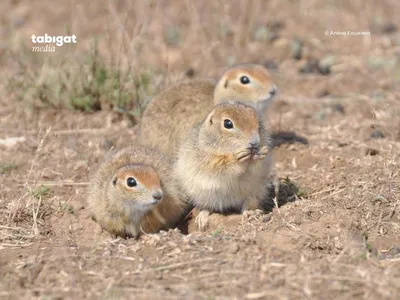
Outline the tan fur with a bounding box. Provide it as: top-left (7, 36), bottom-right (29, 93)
top-left (215, 64), bottom-right (277, 106)
top-left (87, 146), bottom-right (187, 238)
top-left (139, 64), bottom-right (276, 156)
top-left (173, 102), bottom-right (274, 226)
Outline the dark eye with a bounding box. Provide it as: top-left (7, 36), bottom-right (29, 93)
top-left (240, 76), bottom-right (250, 84)
top-left (126, 177), bottom-right (137, 187)
top-left (223, 119), bottom-right (234, 129)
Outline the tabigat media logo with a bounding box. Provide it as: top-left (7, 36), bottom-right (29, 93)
top-left (31, 34), bottom-right (77, 52)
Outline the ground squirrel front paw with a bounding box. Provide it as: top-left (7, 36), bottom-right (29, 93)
top-left (195, 210), bottom-right (211, 230)
top-left (253, 145), bottom-right (269, 160)
top-left (234, 148), bottom-right (253, 162)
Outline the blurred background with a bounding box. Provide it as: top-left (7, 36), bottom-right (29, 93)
top-left (1, 0), bottom-right (399, 123)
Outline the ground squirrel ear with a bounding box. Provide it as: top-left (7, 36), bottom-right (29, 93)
top-left (224, 80), bottom-right (228, 88)
top-left (205, 111), bottom-right (214, 125)
top-left (112, 177), bottom-right (117, 186)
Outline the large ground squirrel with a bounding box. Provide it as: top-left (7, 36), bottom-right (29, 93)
top-left (139, 64), bottom-right (277, 155)
top-left (87, 146), bottom-right (187, 238)
top-left (173, 101), bottom-right (273, 230)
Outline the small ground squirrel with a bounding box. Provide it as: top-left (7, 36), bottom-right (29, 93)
top-left (87, 146), bottom-right (187, 238)
top-left (139, 63), bottom-right (277, 155)
top-left (173, 101), bottom-right (273, 230)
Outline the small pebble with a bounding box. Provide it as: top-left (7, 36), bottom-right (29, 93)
top-left (228, 243), bottom-right (240, 254)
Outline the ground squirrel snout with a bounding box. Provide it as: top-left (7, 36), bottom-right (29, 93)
top-left (88, 146), bottom-right (187, 239)
top-left (173, 102), bottom-right (273, 230)
top-left (139, 63), bottom-right (277, 155)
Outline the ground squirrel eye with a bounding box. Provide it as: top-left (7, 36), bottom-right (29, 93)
top-left (223, 119), bottom-right (234, 129)
top-left (240, 76), bottom-right (250, 84)
top-left (126, 177), bottom-right (137, 187)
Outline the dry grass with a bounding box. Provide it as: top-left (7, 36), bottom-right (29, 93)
top-left (0, 0), bottom-right (399, 299)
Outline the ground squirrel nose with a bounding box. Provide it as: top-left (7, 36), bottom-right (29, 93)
top-left (250, 134), bottom-right (260, 147)
top-left (249, 142), bottom-right (260, 153)
top-left (269, 85), bottom-right (277, 96)
top-left (249, 142), bottom-right (259, 148)
top-left (152, 191), bottom-right (163, 201)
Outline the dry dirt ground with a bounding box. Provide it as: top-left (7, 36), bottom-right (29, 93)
top-left (1, 1), bottom-right (400, 299)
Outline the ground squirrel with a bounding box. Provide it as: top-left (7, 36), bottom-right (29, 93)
top-left (87, 146), bottom-right (187, 238)
top-left (139, 63), bottom-right (277, 155)
top-left (173, 101), bottom-right (273, 230)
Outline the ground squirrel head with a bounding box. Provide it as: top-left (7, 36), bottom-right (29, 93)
top-left (213, 64), bottom-right (277, 110)
top-left (107, 164), bottom-right (163, 214)
top-left (198, 102), bottom-right (262, 157)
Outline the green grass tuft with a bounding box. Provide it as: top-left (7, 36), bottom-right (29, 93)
top-left (211, 226), bottom-right (224, 237)
top-left (0, 163), bottom-right (18, 174)
top-left (7, 40), bottom-right (154, 120)
top-left (282, 177), bottom-right (307, 198)
top-left (32, 185), bottom-right (52, 199)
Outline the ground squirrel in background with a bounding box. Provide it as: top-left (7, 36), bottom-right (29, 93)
top-left (139, 64), bottom-right (277, 155)
top-left (173, 101), bottom-right (273, 230)
top-left (87, 146), bottom-right (187, 238)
